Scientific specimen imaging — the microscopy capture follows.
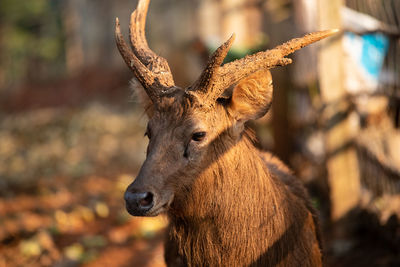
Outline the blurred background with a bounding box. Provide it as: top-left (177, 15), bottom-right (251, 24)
top-left (0, 0), bottom-right (399, 266)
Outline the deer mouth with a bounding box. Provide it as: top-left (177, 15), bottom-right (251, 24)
top-left (145, 195), bottom-right (174, 216)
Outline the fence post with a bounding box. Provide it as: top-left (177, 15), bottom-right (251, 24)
top-left (317, 0), bottom-right (361, 222)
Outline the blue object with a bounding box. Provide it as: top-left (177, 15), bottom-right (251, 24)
top-left (346, 32), bottom-right (389, 79)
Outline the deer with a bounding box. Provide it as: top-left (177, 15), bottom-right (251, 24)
top-left (116, 0), bottom-right (337, 266)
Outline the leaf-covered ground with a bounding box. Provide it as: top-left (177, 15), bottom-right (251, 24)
top-left (0, 103), bottom-right (167, 267)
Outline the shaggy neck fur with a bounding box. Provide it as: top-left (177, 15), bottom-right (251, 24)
top-left (167, 133), bottom-right (322, 266)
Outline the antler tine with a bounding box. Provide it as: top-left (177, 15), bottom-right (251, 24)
top-left (129, 0), bottom-right (174, 87)
top-left (214, 29), bottom-right (339, 96)
top-left (270, 29), bottom-right (339, 58)
top-left (115, 17), bottom-right (159, 102)
top-left (129, 0), bottom-right (152, 65)
top-left (188, 34), bottom-right (235, 98)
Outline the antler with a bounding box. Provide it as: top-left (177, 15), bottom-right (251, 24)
top-left (188, 34), bottom-right (235, 98)
top-left (189, 29), bottom-right (339, 103)
top-left (115, 0), bottom-right (338, 106)
top-left (115, 0), bottom-right (175, 103)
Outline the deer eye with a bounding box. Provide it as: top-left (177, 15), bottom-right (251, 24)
top-left (192, 132), bottom-right (206, 142)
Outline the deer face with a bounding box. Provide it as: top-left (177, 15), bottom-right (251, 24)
top-left (116, 0), bottom-right (337, 216)
top-left (124, 93), bottom-right (225, 216)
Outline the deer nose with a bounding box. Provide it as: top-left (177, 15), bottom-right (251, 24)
top-left (124, 191), bottom-right (154, 216)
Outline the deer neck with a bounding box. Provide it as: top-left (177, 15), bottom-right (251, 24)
top-left (167, 132), bottom-right (303, 265)
top-left (170, 131), bottom-right (295, 225)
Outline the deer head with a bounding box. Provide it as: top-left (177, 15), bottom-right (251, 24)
top-left (116, 0), bottom-right (337, 216)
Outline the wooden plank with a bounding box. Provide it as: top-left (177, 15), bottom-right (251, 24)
top-left (317, 0), bottom-right (361, 221)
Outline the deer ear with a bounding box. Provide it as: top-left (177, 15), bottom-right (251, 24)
top-left (130, 78), bottom-right (155, 117)
top-left (229, 69), bottom-right (273, 122)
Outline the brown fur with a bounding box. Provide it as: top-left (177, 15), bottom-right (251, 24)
top-left (158, 72), bottom-right (323, 266)
top-left (164, 131), bottom-right (322, 266)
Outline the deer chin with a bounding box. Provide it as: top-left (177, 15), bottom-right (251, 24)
top-left (144, 205), bottom-right (167, 217)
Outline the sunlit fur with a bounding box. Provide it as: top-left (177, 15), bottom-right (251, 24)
top-left (166, 138), bottom-right (322, 266)
top-left (131, 70), bottom-right (322, 266)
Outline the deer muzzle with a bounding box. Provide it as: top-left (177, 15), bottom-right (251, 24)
top-left (124, 190), bottom-right (154, 216)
